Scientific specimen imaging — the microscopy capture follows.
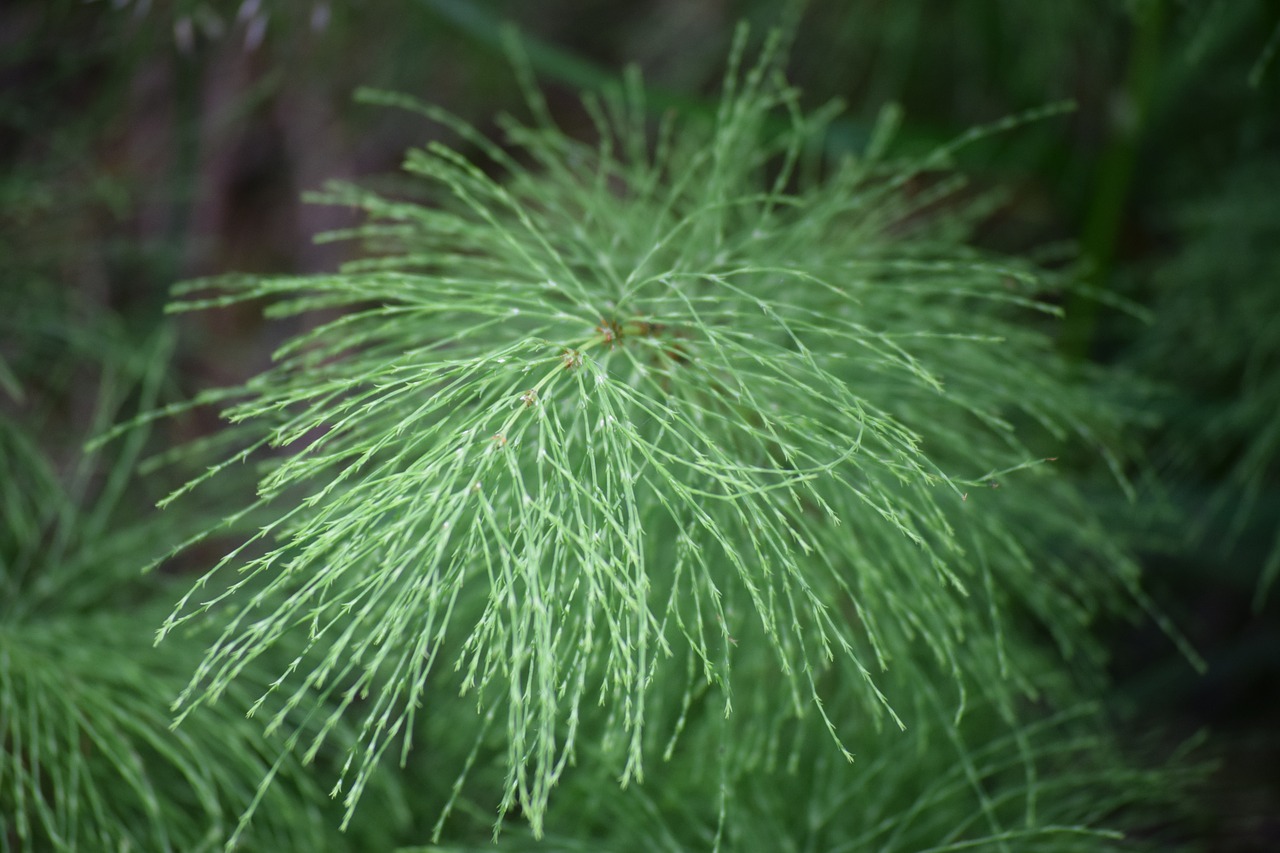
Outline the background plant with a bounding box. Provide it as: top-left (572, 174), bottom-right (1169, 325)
top-left (0, 309), bottom-right (410, 850)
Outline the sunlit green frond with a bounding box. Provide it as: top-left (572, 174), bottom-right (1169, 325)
top-left (159, 29), bottom-right (1161, 836)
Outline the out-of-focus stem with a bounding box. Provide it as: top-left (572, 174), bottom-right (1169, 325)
top-left (1061, 0), bottom-right (1166, 361)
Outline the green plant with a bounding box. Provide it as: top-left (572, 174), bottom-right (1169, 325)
top-left (1134, 154), bottom-right (1280, 604)
top-left (0, 314), bottom-right (409, 851)
top-left (413, 680), bottom-right (1196, 852)
top-left (126, 25), bottom-right (1198, 847)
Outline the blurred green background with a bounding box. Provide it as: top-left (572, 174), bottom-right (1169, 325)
top-left (3, 0), bottom-right (1278, 849)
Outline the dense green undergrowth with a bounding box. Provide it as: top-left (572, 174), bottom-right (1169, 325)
top-left (6, 3), bottom-right (1277, 849)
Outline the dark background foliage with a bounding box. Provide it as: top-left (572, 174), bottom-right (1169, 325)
top-left (3, 0), bottom-right (1277, 848)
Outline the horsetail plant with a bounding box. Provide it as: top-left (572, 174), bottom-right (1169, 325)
top-left (402, 637), bottom-right (1200, 851)
top-left (0, 326), bottom-right (408, 851)
top-left (147, 27), bottom-right (1188, 843)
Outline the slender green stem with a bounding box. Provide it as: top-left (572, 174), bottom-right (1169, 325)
top-left (1061, 0), bottom-right (1166, 361)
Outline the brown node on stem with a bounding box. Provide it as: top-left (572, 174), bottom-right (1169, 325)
top-left (596, 318), bottom-right (620, 347)
top-left (594, 315), bottom-right (696, 371)
top-left (561, 348), bottom-right (583, 370)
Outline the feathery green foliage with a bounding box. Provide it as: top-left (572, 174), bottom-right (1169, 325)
top-left (1134, 155), bottom-right (1280, 603)
top-left (0, 321), bottom-right (408, 852)
top-left (404, 641), bottom-right (1198, 852)
top-left (151, 26), bottom-right (1186, 841)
